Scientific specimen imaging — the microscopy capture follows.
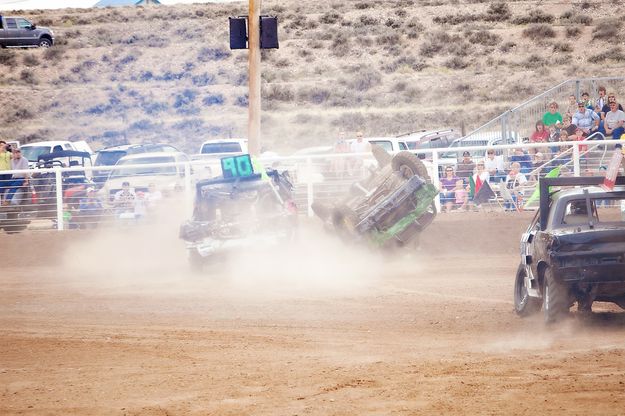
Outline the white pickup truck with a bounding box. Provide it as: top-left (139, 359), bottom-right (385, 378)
top-left (20, 140), bottom-right (93, 168)
top-left (193, 138), bottom-right (248, 178)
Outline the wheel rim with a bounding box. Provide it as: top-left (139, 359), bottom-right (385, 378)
top-left (399, 165), bottom-right (415, 179)
top-left (40, 41), bottom-right (50, 48)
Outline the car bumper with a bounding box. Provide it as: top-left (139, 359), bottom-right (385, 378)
top-left (551, 250), bottom-right (625, 284)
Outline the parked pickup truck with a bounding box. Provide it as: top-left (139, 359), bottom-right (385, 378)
top-left (0, 16), bottom-right (54, 48)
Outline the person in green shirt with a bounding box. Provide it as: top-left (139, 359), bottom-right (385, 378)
top-left (542, 101), bottom-right (563, 127)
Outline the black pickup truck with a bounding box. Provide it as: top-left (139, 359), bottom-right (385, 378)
top-left (0, 16), bottom-right (54, 48)
top-left (515, 176), bottom-right (625, 323)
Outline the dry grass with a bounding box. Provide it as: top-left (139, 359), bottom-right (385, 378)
top-left (0, 1), bottom-right (625, 152)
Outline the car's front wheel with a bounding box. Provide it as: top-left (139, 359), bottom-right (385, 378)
top-left (38, 38), bottom-right (52, 48)
top-left (391, 151), bottom-right (430, 181)
top-left (543, 267), bottom-right (569, 323)
top-left (514, 264), bottom-right (541, 317)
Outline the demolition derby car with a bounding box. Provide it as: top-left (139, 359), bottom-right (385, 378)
top-left (179, 154), bottom-right (297, 270)
top-left (515, 176), bottom-right (625, 323)
top-left (311, 146), bottom-right (438, 249)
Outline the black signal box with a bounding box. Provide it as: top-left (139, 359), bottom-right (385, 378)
top-left (229, 17), bottom-right (247, 49)
top-left (260, 16), bottom-right (279, 49)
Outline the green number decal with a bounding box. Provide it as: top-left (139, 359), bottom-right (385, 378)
top-left (236, 155), bottom-right (253, 177)
top-left (222, 157), bottom-right (238, 178)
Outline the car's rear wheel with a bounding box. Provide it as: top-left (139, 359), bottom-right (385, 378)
top-left (543, 267), bottom-right (569, 323)
top-left (3, 212), bottom-right (28, 234)
top-left (514, 264), bottom-right (541, 317)
top-left (391, 151), bottom-right (430, 181)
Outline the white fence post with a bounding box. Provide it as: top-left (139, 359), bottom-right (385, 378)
top-left (55, 167), bottom-right (64, 231)
top-left (432, 150), bottom-right (441, 212)
top-left (306, 156), bottom-right (314, 217)
top-left (184, 162), bottom-right (192, 216)
top-left (573, 143), bottom-right (581, 176)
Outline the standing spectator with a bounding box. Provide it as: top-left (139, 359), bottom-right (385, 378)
top-left (78, 187), bottom-right (103, 229)
top-left (510, 148), bottom-right (532, 175)
top-left (332, 130), bottom-right (349, 177)
top-left (580, 92), bottom-right (593, 109)
top-left (439, 167), bottom-right (459, 213)
top-left (530, 120), bottom-right (550, 143)
top-left (572, 102), bottom-right (600, 136)
top-left (565, 94), bottom-right (578, 117)
top-left (0, 141), bottom-right (12, 204)
top-left (595, 86), bottom-right (608, 115)
top-left (600, 101), bottom-right (625, 140)
top-left (456, 151), bottom-right (475, 181)
top-left (113, 181), bottom-right (136, 215)
top-left (504, 162), bottom-right (528, 211)
top-left (350, 131), bottom-right (370, 153)
top-left (2, 149), bottom-right (29, 205)
top-left (483, 149), bottom-right (505, 183)
top-left (542, 101), bottom-right (563, 127)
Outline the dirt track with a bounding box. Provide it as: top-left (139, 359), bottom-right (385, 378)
top-left (2, 213), bottom-right (625, 415)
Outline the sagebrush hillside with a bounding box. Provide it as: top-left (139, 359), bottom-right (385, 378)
top-left (1, 0), bottom-right (624, 153)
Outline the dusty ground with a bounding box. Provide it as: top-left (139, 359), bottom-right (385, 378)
top-left (2, 212), bottom-right (625, 415)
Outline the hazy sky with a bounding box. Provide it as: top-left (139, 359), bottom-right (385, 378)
top-left (0, 0), bottom-right (239, 11)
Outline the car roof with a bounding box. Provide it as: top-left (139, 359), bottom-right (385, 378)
top-left (21, 140), bottom-right (72, 147)
top-left (201, 138), bottom-right (247, 144)
top-left (98, 143), bottom-right (178, 152)
top-left (552, 186), bottom-right (625, 201)
top-left (117, 151), bottom-right (185, 161)
top-left (402, 129), bottom-right (458, 141)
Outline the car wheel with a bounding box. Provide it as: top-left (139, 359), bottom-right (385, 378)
top-left (542, 267), bottom-right (569, 324)
top-left (514, 264), bottom-right (541, 317)
top-left (3, 212), bottom-right (28, 234)
top-left (38, 38), bottom-right (52, 48)
top-left (391, 151), bottom-right (430, 181)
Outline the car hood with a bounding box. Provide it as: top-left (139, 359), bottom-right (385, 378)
top-left (98, 175), bottom-right (184, 197)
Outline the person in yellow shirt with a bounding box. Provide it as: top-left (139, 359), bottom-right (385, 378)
top-left (0, 141), bottom-right (13, 203)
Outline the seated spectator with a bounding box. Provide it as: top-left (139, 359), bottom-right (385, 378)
top-left (599, 101), bottom-right (625, 140)
top-left (572, 102), bottom-right (600, 136)
top-left (454, 179), bottom-right (468, 211)
top-left (504, 162), bottom-right (528, 211)
top-left (581, 91), bottom-right (593, 109)
top-left (595, 86), bottom-right (608, 115)
top-left (456, 151), bottom-right (475, 180)
top-left (530, 120), bottom-right (550, 143)
top-left (601, 92), bottom-right (624, 115)
top-left (114, 181), bottom-right (136, 215)
top-left (146, 183), bottom-right (163, 208)
top-left (439, 167), bottom-right (459, 213)
top-left (483, 149), bottom-right (505, 183)
top-left (510, 148), bottom-right (533, 175)
top-left (542, 101), bottom-right (562, 127)
top-left (565, 94), bottom-right (578, 117)
top-left (562, 114), bottom-right (577, 136)
top-left (572, 127), bottom-right (588, 153)
top-left (78, 187), bottom-right (103, 229)
top-left (530, 151), bottom-right (545, 180)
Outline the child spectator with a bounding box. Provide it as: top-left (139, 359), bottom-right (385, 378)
top-left (530, 120), bottom-right (550, 143)
top-left (581, 92), bottom-right (593, 109)
top-left (504, 162), bottom-right (528, 211)
top-left (595, 86), bottom-right (608, 115)
top-left (565, 94), bottom-right (578, 117)
top-left (454, 179), bottom-right (468, 211)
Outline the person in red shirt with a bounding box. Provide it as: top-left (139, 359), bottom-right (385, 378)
top-left (530, 120), bottom-right (550, 143)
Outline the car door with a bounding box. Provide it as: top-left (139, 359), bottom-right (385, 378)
top-left (3, 18), bottom-right (19, 46)
top-left (16, 18), bottom-right (36, 46)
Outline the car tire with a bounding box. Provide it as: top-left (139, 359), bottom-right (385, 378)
top-left (542, 267), bottom-right (569, 324)
top-left (3, 212), bottom-right (28, 234)
top-left (38, 38), bottom-right (52, 48)
top-left (514, 264), bottom-right (541, 317)
top-left (331, 204), bottom-right (358, 240)
top-left (391, 151), bottom-right (430, 181)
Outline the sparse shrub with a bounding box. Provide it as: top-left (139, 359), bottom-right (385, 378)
top-left (377, 32), bottom-right (400, 46)
top-left (38, 17), bottom-right (54, 26)
top-left (566, 26), bottom-right (582, 38)
top-left (499, 41), bottom-right (516, 52)
top-left (444, 57), bottom-right (469, 69)
top-left (358, 15), bottom-right (378, 26)
top-left (588, 47), bottom-right (625, 64)
top-left (22, 54), bottom-right (40, 66)
top-left (525, 54), bottom-right (546, 68)
top-left (298, 86), bottom-right (331, 104)
top-left (419, 31), bottom-right (456, 57)
top-left (468, 30), bottom-right (501, 46)
top-left (235, 95), bottom-right (248, 107)
top-left (331, 32), bottom-right (351, 56)
top-left (0, 50), bottom-right (16, 66)
top-left (309, 39), bottom-right (323, 49)
top-left (20, 69), bottom-right (37, 84)
top-left (553, 42), bottom-right (573, 53)
top-left (202, 94), bottom-right (225, 106)
top-left (348, 66), bottom-right (382, 91)
top-left (197, 46), bottom-right (231, 62)
top-left (513, 10), bottom-right (555, 25)
top-left (592, 23), bottom-right (621, 41)
top-left (173, 89), bottom-right (199, 115)
top-left (129, 119), bottom-right (155, 131)
top-left (141, 101), bottom-right (168, 115)
top-left (264, 85), bottom-right (294, 102)
top-left (274, 58), bottom-right (290, 68)
top-left (433, 13), bottom-right (479, 25)
top-left (383, 56), bottom-right (427, 73)
top-left (395, 9), bottom-right (407, 18)
top-left (319, 11), bottom-right (341, 24)
top-left (191, 72), bottom-right (215, 87)
top-left (355, 2), bottom-right (371, 9)
top-left (385, 18), bottom-right (401, 29)
top-left (484, 2), bottom-right (511, 22)
top-left (522, 24), bottom-right (556, 40)
top-left (559, 10), bottom-right (592, 25)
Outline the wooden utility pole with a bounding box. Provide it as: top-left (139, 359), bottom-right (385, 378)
top-left (248, 0), bottom-right (261, 157)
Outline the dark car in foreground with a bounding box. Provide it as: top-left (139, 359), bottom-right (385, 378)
top-left (515, 176), bottom-right (625, 323)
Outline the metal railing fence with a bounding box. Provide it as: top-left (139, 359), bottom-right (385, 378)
top-left (0, 141), bottom-right (622, 232)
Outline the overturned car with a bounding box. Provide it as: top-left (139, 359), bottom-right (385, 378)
top-left (179, 154), bottom-right (297, 270)
top-left (311, 146), bottom-right (438, 249)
